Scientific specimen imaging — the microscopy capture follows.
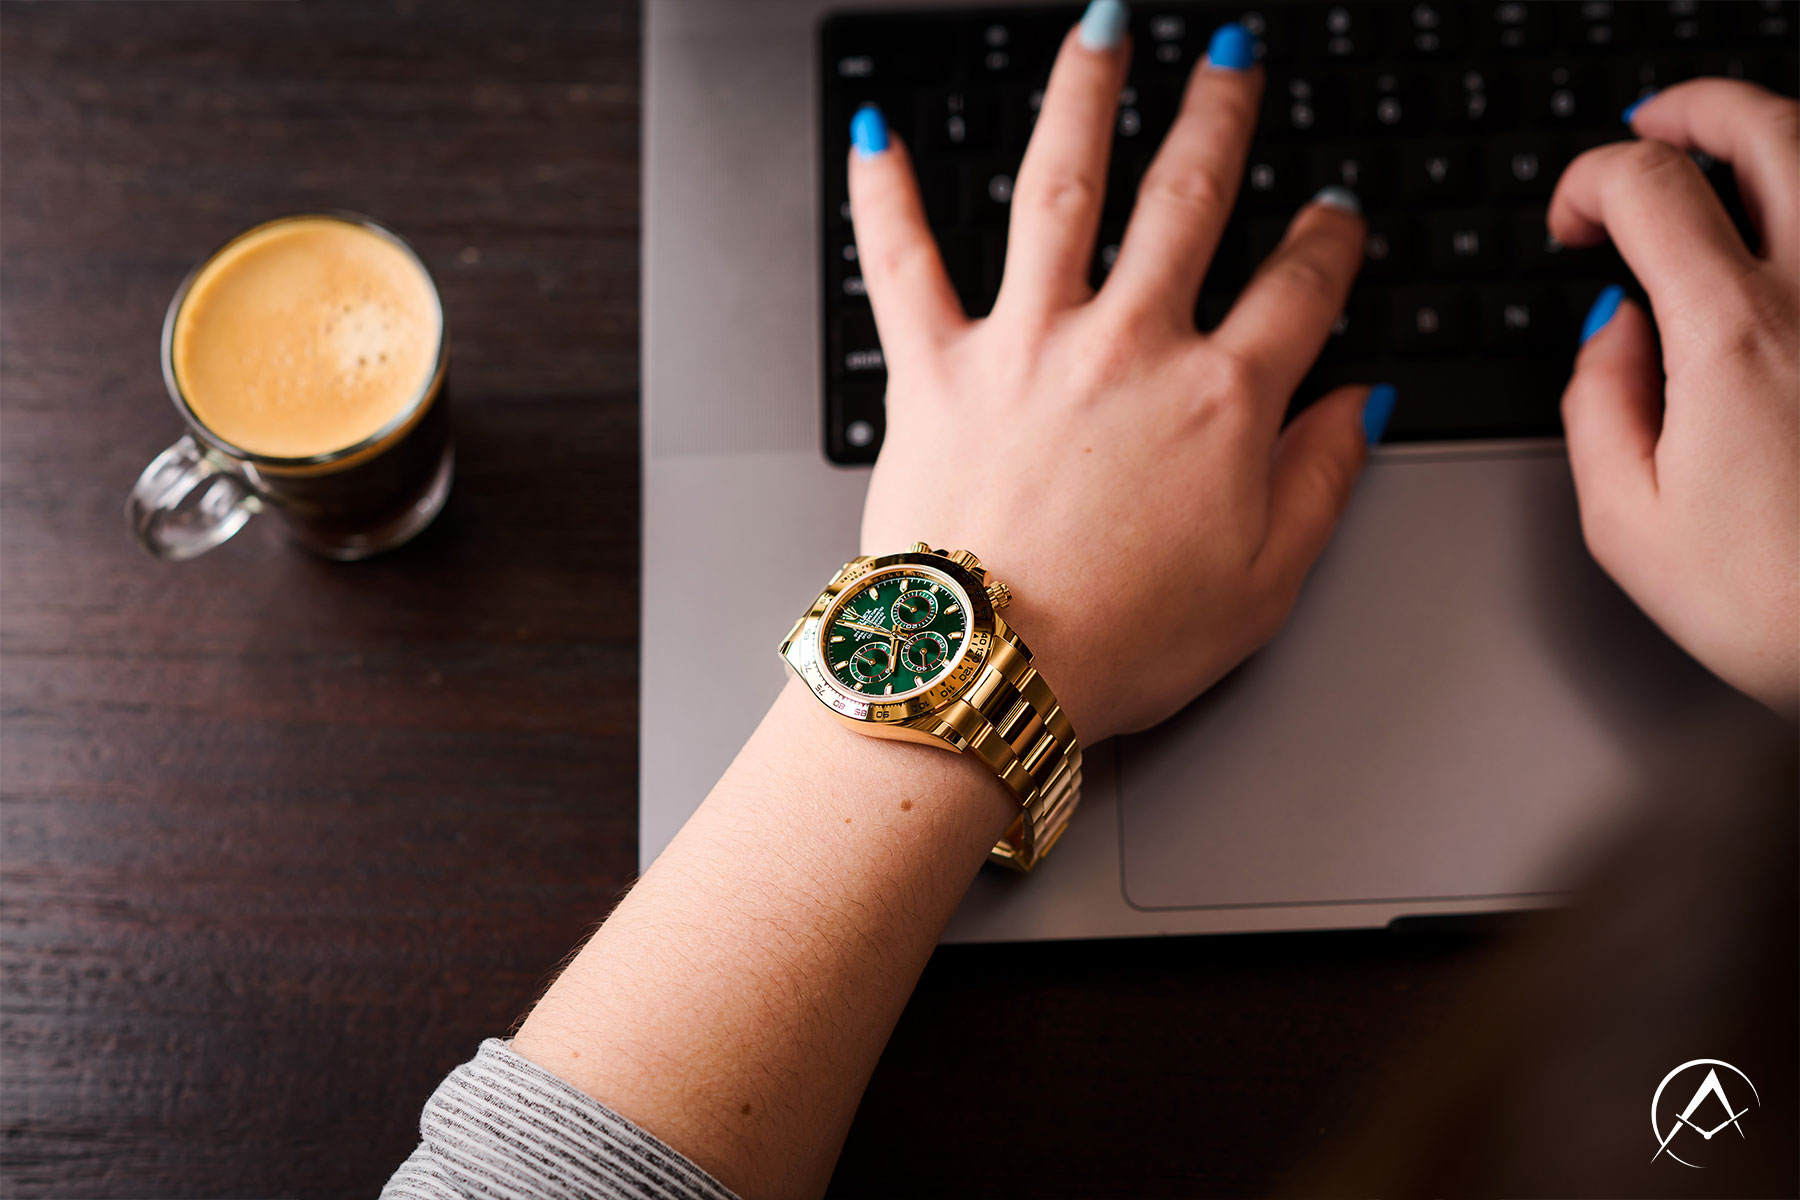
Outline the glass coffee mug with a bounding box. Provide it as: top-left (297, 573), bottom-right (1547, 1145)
top-left (128, 213), bottom-right (452, 561)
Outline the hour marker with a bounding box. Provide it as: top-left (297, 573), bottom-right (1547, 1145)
top-left (854, 681), bottom-right (865, 691)
top-left (884, 683), bottom-right (893, 695)
top-left (949, 630), bottom-right (962, 639)
top-left (868, 587), bottom-right (879, 600)
top-left (945, 603), bottom-right (960, 614)
top-left (830, 634), bottom-right (844, 643)
top-left (833, 660), bottom-right (847, 670)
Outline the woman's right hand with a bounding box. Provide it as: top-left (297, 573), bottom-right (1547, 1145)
top-left (1550, 79), bottom-right (1799, 717)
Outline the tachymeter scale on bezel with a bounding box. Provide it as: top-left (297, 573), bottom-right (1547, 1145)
top-left (821, 568), bottom-right (971, 697)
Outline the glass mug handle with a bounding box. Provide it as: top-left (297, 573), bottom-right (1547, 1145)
top-left (126, 435), bottom-right (264, 560)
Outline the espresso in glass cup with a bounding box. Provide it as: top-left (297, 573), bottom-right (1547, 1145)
top-left (127, 213), bottom-right (452, 561)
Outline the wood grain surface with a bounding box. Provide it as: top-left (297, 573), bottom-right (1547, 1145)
top-left (1, 4), bottom-right (1789, 1199)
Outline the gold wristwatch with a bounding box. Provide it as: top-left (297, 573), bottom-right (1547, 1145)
top-left (779, 543), bottom-right (1082, 872)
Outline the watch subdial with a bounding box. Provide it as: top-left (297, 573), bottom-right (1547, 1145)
top-left (900, 631), bottom-right (950, 677)
top-left (849, 641), bottom-right (895, 685)
top-left (891, 587), bottom-right (939, 631)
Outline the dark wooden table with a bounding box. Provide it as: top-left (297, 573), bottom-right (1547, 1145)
top-left (3, 5), bottom-right (1790, 1199)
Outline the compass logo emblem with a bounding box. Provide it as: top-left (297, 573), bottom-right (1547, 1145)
top-left (1651, 1059), bottom-right (1759, 1167)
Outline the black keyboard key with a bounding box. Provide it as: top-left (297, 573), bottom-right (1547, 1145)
top-left (1137, 10), bottom-right (1202, 75)
top-left (1264, 72), bottom-right (1345, 138)
top-left (1308, 4), bottom-right (1386, 60)
top-left (823, 16), bottom-right (954, 85)
top-left (1360, 213), bottom-right (1414, 278)
top-left (996, 85), bottom-right (1045, 156)
top-left (1427, 211), bottom-right (1503, 274)
top-left (1324, 289), bottom-right (1385, 358)
top-left (1484, 1), bottom-right (1555, 54)
top-left (1240, 146), bottom-right (1304, 211)
top-left (1351, 69), bottom-right (1429, 133)
top-left (1115, 84), bottom-right (1152, 143)
top-left (1443, 67), bottom-right (1515, 130)
top-left (828, 232), bottom-right (866, 302)
top-left (1208, 219), bottom-right (1252, 293)
top-left (1245, 216), bottom-right (1288, 269)
top-left (1479, 284), bottom-right (1563, 351)
top-left (915, 161), bottom-right (961, 228)
top-left (962, 12), bottom-right (1061, 82)
top-left (1647, 1), bottom-right (1719, 47)
top-left (966, 159), bottom-right (1019, 227)
top-left (1402, 2), bottom-right (1465, 57)
top-left (830, 307), bottom-right (886, 378)
top-left (1402, 142), bottom-right (1479, 203)
top-left (828, 381), bottom-right (886, 463)
top-left (1391, 286), bottom-right (1472, 353)
top-left (1104, 146), bottom-right (1153, 222)
top-left (1484, 136), bottom-right (1568, 201)
top-left (1521, 63), bottom-right (1604, 125)
top-left (1562, 1), bottom-right (1639, 52)
top-left (1236, 7), bottom-right (1293, 64)
top-left (1310, 142), bottom-right (1395, 205)
top-left (936, 230), bottom-right (1002, 317)
top-left (1738, 1), bottom-right (1799, 43)
top-left (918, 90), bottom-right (997, 157)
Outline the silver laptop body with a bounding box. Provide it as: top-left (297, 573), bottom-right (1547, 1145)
top-left (640, 0), bottom-right (1752, 943)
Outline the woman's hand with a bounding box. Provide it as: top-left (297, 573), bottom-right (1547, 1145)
top-left (850, 15), bottom-right (1387, 743)
top-left (1551, 80), bottom-right (1799, 717)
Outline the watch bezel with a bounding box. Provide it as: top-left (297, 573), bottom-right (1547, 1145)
top-left (782, 550), bottom-right (998, 725)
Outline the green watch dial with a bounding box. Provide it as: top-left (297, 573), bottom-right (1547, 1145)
top-left (823, 569), bottom-right (970, 697)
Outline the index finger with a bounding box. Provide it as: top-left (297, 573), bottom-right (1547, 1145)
top-left (1548, 137), bottom-right (1759, 317)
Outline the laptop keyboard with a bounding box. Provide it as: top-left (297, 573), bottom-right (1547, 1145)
top-left (817, 1), bottom-right (1799, 462)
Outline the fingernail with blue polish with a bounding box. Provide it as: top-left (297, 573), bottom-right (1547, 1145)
top-left (1580, 285), bottom-right (1625, 345)
top-left (1078, 0), bottom-right (1129, 51)
top-left (1363, 384), bottom-right (1397, 446)
top-left (1206, 22), bottom-right (1257, 70)
top-left (851, 104), bottom-right (889, 158)
top-left (1312, 185), bottom-right (1361, 215)
top-left (1621, 89), bottom-right (1657, 126)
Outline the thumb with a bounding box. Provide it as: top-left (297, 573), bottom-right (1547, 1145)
top-left (1256, 383), bottom-right (1385, 595)
top-left (1562, 287), bottom-right (1662, 568)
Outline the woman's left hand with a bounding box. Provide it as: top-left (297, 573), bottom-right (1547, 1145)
top-left (851, 18), bottom-right (1386, 742)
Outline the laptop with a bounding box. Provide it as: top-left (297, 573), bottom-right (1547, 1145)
top-left (641, 0), bottom-right (1793, 942)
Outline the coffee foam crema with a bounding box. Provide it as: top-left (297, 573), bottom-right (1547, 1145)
top-left (172, 217), bottom-right (441, 460)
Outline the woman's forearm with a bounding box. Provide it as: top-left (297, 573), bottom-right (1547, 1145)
top-left (510, 680), bottom-right (1015, 1198)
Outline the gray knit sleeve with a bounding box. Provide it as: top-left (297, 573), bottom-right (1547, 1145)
top-left (382, 1038), bottom-right (740, 1200)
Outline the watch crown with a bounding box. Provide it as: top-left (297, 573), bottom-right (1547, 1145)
top-left (908, 541), bottom-right (931, 553)
top-left (985, 580), bottom-right (1011, 610)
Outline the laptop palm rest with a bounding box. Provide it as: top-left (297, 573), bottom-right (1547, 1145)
top-left (1117, 447), bottom-right (1748, 913)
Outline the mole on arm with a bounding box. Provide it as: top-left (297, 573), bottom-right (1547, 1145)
top-left (899, 799), bottom-right (913, 812)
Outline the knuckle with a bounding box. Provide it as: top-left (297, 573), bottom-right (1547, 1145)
top-left (1020, 169), bottom-right (1100, 220)
top-left (1621, 137), bottom-right (1694, 186)
top-left (1266, 249), bottom-right (1341, 303)
top-left (1071, 320), bottom-right (1148, 394)
top-left (1761, 95), bottom-right (1800, 143)
top-left (1141, 160), bottom-right (1233, 219)
top-left (869, 236), bottom-right (936, 284)
top-left (1174, 347), bottom-right (1258, 427)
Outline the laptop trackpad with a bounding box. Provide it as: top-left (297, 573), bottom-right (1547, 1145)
top-left (1117, 450), bottom-right (1746, 913)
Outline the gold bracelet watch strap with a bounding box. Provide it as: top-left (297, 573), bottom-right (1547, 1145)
top-left (942, 621), bottom-right (1083, 871)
